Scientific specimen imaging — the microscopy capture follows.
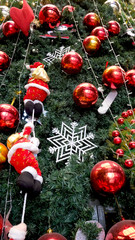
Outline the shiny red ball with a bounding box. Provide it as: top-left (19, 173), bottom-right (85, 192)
top-left (83, 12), bottom-right (100, 30)
top-left (39, 4), bottom-right (61, 28)
top-left (113, 137), bottom-right (121, 144)
top-left (107, 20), bottom-right (120, 36)
top-left (2, 21), bottom-right (20, 37)
top-left (0, 51), bottom-right (10, 71)
top-left (38, 232), bottom-right (67, 240)
top-left (125, 69), bottom-right (135, 89)
top-left (124, 159), bottom-right (134, 168)
top-left (121, 111), bottom-right (128, 118)
top-left (105, 220), bottom-right (135, 240)
top-left (0, 104), bottom-right (19, 130)
top-left (90, 160), bottom-right (125, 196)
top-left (130, 119), bottom-right (135, 124)
top-left (131, 129), bottom-right (135, 134)
top-left (83, 35), bottom-right (101, 55)
top-left (91, 26), bottom-right (109, 42)
top-left (61, 5), bottom-right (75, 14)
top-left (73, 83), bottom-right (98, 108)
top-left (112, 130), bottom-right (120, 137)
top-left (117, 117), bottom-right (124, 125)
top-left (102, 66), bottom-right (125, 89)
top-left (116, 149), bottom-right (124, 157)
top-left (61, 51), bottom-right (83, 75)
top-left (127, 109), bottom-right (133, 116)
top-left (129, 141), bottom-right (135, 149)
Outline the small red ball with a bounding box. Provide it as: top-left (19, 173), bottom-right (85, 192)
top-left (113, 137), bottom-right (122, 144)
top-left (117, 118), bottom-right (124, 125)
top-left (91, 26), bottom-right (109, 42)
top-left (0, 104), bottom-right (19, 130)
top-left (73, 82), bottom-right (98, 108)
top-left (125, 69), bottom-right (135, 89)
top-left (0, 51), bottom-right (10, 71)
top-left (121, 111), bottom-right (128, 118)
top-left (83, 35), bottom-right (101, 55)
top-left (112, 130), bottom-right (120, 137)
top-left (39, 4), bottom-right (61, 28)
top-left (107, 20), bottom-right (120, 36)
top-left (38, 232), bottom-right (67, 240)
top-left (2, 21), bottom-right (20, 37)
top-left (83, 12), bottom-right (100, 30)
top-left (129, 141), bottom-right (135, 149)
top-left (116, 149), bottom-right (124, 157)
top-left (61, 51), bottom-right (83, 75)
top-left (127, 109), bottom-right (133, 116)
top-left (130, 119), bottom-right (135, 124)
top-left (131, 129), bottom-right (135, 134)
top-left (102, 65), bottom-right (125, 89)
top-left (124, 159), bottom-right (134, 168)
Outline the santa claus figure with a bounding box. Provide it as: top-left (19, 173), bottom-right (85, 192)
top-left (24, 62), bottom-right (50, 118)
top-left (7, 122), bottom-right (43, 195)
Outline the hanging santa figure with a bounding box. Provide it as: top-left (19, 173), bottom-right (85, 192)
top-left (24, 62), bottom-right (50, 119)
top-left (7, 122), bottom-right (43, 196)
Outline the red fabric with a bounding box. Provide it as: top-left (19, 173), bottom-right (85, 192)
top-left (23, 126), bottom-right (32, 136)
top-left (30, 62), bottom-right (44, 69)
top-left (10, 0), bottom-right (34, 36)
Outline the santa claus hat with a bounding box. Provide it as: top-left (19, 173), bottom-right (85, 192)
top-left (26, 62), bottom-right (44, 70)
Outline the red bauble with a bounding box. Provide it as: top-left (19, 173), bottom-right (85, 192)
top-left (129, 141), bottom-right (135, 149)
top-left (91, 26), bottom-right (109, 42)
top-left (112, 130), bottom-right (120, 137)
top-left (0, 104), bottom-right (19, 130)
top-left (102, 65), bottom-right (125, 89)
top-left (0, 51), bottom-right (10, 71)
top-left (116, 149), bottom-right (124, 157)
top-left (131, 129), bottom-right (135, 134)
top-left (121, 111), bottom-right (128, 118)
top-left (107, 20), bottom-right (120, 36)
top-left (61, 5), bottom-right (75, 14)
top-left (83, 12), bottom-right (100, 30)
top-left (39, 4), bottom-right (61, 28)
top-left (127, 109), bottom-right (133, 116)
top-left (0, 215), bottom-right (3, 236)
top-left (124, 159), bottom-right (134, 168)
top-left (38, 232), bottom-right (67, 240)
top-left (113, 137), bottom-right (122, 144)
top-left (105, 220), bottom-right (135, 240)
top-left (2, 21), bottom-right (20, 37)
top-left (90, 160), bottom-right (125, 196)
top-left (61, 51), bottom-right (83, 75)
top-left (83, 35), bottom-right (101, 55)
top-left (125, 69), bottom-right (135, 89)
top-left (73, 83), bottom-right (98, 108)
top-left (117, 117), bottom-right (124, 125)
top-left (130, 119), bottom-right (135, 124)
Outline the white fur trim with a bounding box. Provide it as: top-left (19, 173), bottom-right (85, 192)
top-left (8, 142), bottom-right (39, 163)
top-left (30, 137), bottom-right (40, 147)
top-left (24, 99), bottom-right (33, 105)
top-left (24, 83), bottom-right (50, 96)
top-left (8, 228), bottom-right (27, 240)
top-left (33, 100), bottom-right (43, 107)
top-left (21, 166), bottom-right (37, 178)
top-left (36, 175), bottom-right (43, 184)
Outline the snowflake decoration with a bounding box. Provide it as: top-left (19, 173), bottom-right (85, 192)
top-left (47, 122), bottom-right (97, 164)
top-left (43, 46), bottom-right (71, 66)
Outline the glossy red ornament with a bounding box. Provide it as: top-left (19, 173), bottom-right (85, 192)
top-left (121, 111), bottom-right (128, 118)
top-left (127, 109), bottom-right (133, 116)
top-left (0, 104), bottom-right (19, 130)
top-left (102, 66), bottom-right (125, 89)
top-left (38, 232), bottom-right (67, 240)
top-left (83, 12), bottom-right (100, 30)
top-left (83, 35), bottom-right (101, 55)
top-left (117, 117), bottom-right (124, 125)
top-left (116, 149), bottom-right (124, 157)
top-left (129, 141), bottom-right (135, 149)
top-left (61, 51), bottom-right (83, 75)
top-left (131, 129), bottom-right (135, 134)
top-left (0, 215), bottom-right (3, 236)
top-left (91, 26), bottom-right (109, 42)
top-left (124, 159), bottom-right (134, 168)
top-left (105, 220), bottom-right (135, 240)
top-left (2, 21), bottom-right (20, 37)
top-left (39, 4), bottom-right (61, 28)
top-left (73, 83), bottom-right (98, 108)
top-left (112, 130), bottom-right (120, 137)
top-left (0, 51), bottom-right (10, 71)
top-left (107, 20), bottom-right (120, 36)
top-left (125, 69), bottom-right (135, 89)
top-left (130, 119), bottom-right (135, 124)
top-left (90, 160), bottom-right (125, 196)
top-left (113, 137), bottom-right (121, 144)
top-left (62, 5), bottom-right (75, 14)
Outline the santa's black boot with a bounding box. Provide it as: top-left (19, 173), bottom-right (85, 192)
top-left (24, 100), bottom-right (34, 117)
top-left (32, 180), bottom-right (42, 196)
top-left (17, 172), bottom-right (34, 193)
top-left (34, 101), bottom-right (43, 119)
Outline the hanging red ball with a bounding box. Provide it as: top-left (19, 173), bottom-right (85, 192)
top-left (121, 111), bottom-right (128, 118)
top-left (0, 104), bottom-right (19, 130)
top-left (107, 20), bottom-right (120, 36)
top-left (129, 141), bottom-right (135, 149)
top-left (38, 232), bottom-right (67, 240)
top-left (2, 21), bottom-right (20, 37)
top-left (73, 82), bottom-right (98, 108)
top-left (127, 109), bottom-right (133, 116)
top-left (124, 159), bottom-right (134, 168)
top-left (61, 51), bottom-right (83, 75)
top-left (117, 117), bottom-right (124, 125)
top-left (0, 51), bottom-right (10, 71)
top-left (112, 130), bottom-right (120, 137)
top-left (116, 149), bottom-right (124, 157)
top-left (113, 137), bottom-right (122, 144)
top-left (83, 12), bottom-right (100, 30)
top-left (61, 5), bottom-right (75, 14)
top-left (91, 26), bottom-right (109, 42)
top-left (125, 69), bottom-right (135, 89)
top-left (130, 119), bottom-right (135, 124)
top-left (83, 35), bottom-right (101, 55)
top-left (102, 65), bottom-right (125, 89)
top-left (39, 4), bottom-right (61, 28)
top-left (90, 160), bottom-right (125, 196)
top-left (105, 220), bottom-right (135, 240)
top-left (131, 129), bottom-right (135, 134)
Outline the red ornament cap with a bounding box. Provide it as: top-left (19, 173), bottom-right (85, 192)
top-left (112, 130), bottom-right (120, 137)
top-left (124, 159), bottom-right (134, 168)
top-left (113, 137), bottom-right (122, 144)
top-left (117, 118), bottom-right (124, 125)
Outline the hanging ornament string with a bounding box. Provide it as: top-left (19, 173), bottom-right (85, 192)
top-left (67, 0), bottom-right (134, 161)
top-left (121, 0), bottom-right (135, 23)
top-left (21, 193), bottom-right (27, 223)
